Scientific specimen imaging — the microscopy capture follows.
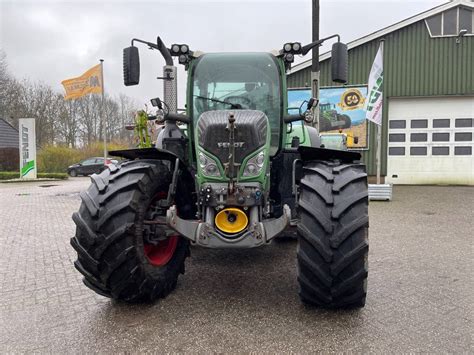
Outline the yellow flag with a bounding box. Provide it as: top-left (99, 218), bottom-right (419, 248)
top-left (61, 64), bottom-right (103, 100)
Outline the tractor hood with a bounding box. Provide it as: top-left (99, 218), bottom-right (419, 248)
top-left (195, 110), bottom-right (270, 183)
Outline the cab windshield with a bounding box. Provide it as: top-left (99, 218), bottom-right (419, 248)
top-left (191, 53), bottom-right (282, 154)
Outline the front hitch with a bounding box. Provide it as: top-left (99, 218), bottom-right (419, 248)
top-left (166, 204), bottom-right (291, 248)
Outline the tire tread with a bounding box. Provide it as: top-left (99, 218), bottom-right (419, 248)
top-left (297, 160), bottom-right (369, 308)
top-left (71, 160), bottom-right (189, 303)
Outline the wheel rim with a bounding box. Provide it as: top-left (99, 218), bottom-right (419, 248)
top-left (143, 192), bottom-right (178, 267)
top-left (143, 235), bottom-right (178, 266)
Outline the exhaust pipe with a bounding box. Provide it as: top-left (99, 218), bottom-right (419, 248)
top-left (157, 37), bottom-right (178, 114)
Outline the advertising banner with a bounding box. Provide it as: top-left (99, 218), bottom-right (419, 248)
top-left (365, 43), bottom-right (384, 125)
top-left (61, 64), bottom-right (103, 100)
top-left (288, 86), bottom-right (369, 149)
top-left (19, 118), bottom-right (37, 179)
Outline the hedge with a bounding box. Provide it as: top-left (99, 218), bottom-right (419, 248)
top-left (37, 142), bottom-right (128, 173)
top-left (0, 172), bottom-right (69, 180)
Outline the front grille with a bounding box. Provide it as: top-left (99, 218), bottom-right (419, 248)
top-left (197, 110), bottom-right (268, 165)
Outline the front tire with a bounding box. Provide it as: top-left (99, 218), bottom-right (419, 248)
top-left (342, 114), bottom-right (351, 129)
top-left (297, 160), bottom-right (369, 308)
top-left (71, 160), bottom-right (189, 302)
top-left (69, 169), bottom-right (77, 177)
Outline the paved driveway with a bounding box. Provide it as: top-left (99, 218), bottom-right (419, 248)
top-left (0, 178), bottom-right (472, 353)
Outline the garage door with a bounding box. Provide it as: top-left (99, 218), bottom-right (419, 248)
top-left (387, 97), bottom-right (473, 185)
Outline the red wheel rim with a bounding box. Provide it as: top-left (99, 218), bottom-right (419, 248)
top-left (143, 192), bottom-right (178, 266)
top-left (144, 235), bottom-right (179, 266)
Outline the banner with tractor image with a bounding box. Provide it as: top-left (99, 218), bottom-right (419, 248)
top-left (288, 86), bottom-right (369, 150)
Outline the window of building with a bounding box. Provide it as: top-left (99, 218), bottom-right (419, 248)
top-left (443, 8), bottom-right (458, 35)
top-left (432, 147), bottom-right (450, 156)
top-left (410, 147), bottom-right (427, 156)
top-left (426, 14), bottom-right (442, 36)
top-left (433, 133), bottom-right (450, 142)
top-left (459, 7), bottom-right (473, 33)
top-left (411, 133), bottom-right (428, 142)
top-left (425, 6), bottom-right (473, 37)
top-left (455, 118), bottom-right (473, 127)
top-left (389, 133), bottom-right (405, 142)
top-left (411, 119), bottom-right (428, 129)
top-left (433, 119), bottom-right (450, 128)
top-left (455, 132), bottom-right (472, 141)
top-left (389, 147), bottom-right (405, 156)
top-left (389, 120), bottom-right (406, 129)
top-left (454, 146), bottom-right (472, 155)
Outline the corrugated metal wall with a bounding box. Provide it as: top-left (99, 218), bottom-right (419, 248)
top-left (0, 119), bottom-right (19, 149)
top-left (287, 17), bottom-right (474, 175)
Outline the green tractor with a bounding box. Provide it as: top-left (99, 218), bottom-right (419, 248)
top-left (319, 102), bottom-right (352, 131)
top-left (71, 35), bottom-right (369, 308)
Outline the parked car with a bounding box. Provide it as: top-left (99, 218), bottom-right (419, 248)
top-left (67, 157), bottom-right (118, 177)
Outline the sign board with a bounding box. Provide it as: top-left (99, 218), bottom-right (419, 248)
top-left (19, 118), bottom-right (37, 179)
top-left (288, 86), bottom-right (370, 150)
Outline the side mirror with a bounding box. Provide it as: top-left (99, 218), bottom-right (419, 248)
top-left (331, 42), bottom-right (348, 83)
top-left (123, 46), bottom-right (140, 86)
top-left (307, 97), bottom-right (318, 110)
top-left (150, 97), bottom-right (163, 109)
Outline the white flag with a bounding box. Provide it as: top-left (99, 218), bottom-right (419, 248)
top-left (365, 42), bottom-right (384, 125)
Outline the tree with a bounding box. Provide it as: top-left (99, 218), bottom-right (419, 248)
top-left (0, 51), bottom-right (140, 147)
top-left (56, 99), bottom-right (79, 147)
top-left (117, 93), bottom-right (136, 141)
top-left (16, 81), bottom-right (61, 146)
top-left (0, 50), bottom-right (20, 124)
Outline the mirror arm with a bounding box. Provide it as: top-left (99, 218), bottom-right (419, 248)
top-left (131, 37), bottom-right (173, 66)
top-left (284, 114), bottom-right (304, 123)
top-left (161, 113), bottom-right (191, 124)
top-left (301, 34), bottom-right (341, 55)
top-left (131, 38), bottom-right (155, 48)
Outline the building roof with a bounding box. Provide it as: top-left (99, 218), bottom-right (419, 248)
top-left (289, 0), bottom-right (474, 75)
top-left (0, 118), bottom-right (19, 149)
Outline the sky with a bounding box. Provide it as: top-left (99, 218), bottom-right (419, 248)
top-left (0, 0), bottom-right (447, 109)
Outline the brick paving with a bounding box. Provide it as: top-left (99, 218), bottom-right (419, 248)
top-left (0, 178), bottom-right (472, 353)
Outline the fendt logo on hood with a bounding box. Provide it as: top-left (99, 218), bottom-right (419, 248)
top-left (217, 142), bottom-right (245, 148)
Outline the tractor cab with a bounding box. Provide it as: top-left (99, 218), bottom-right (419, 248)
top-left (190, 52), bottom-right (283, 156)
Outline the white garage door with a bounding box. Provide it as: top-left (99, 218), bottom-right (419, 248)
top-left (387, 96), bottom-right (473, 185)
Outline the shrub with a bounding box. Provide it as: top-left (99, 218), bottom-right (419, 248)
top-left (0, 172), bottom-right (20, 180)
top-left (0, 148), bottom-right (19, 171)
top-left (0, 172), bottom-right (69, 180)
top-left (37, 142), bottom-right (128, 173)
top-left (37, 145), bottom-right (83, 173)
top-left (38, 172), bottom-right (69, 179)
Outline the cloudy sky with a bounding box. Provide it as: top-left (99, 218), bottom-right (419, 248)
top-left (1, 0), bottom-right (445, 108)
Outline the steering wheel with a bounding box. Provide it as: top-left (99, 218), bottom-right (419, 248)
top-left (224, 96), bottom-right (254, 109)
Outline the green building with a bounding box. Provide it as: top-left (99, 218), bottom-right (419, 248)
top-left (287, 0), bottom-right (473, 185)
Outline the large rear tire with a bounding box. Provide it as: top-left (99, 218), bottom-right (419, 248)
top-left (71, 159), bottom-right (189, 302)
top-left (297, 160), bottom-right (369, 308)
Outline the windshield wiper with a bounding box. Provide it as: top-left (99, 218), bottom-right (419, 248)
top-left (194, 95), bottom-right (242, 109)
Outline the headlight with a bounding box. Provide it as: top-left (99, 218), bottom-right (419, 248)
top-left (242, 151), bottom-right (265, 177)
top-left (292, 42), bottom-right (301, 52)
top-left (199, 152), bottom-right (221, 177)
top-left (171, 44), bottom-right (180, 53)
